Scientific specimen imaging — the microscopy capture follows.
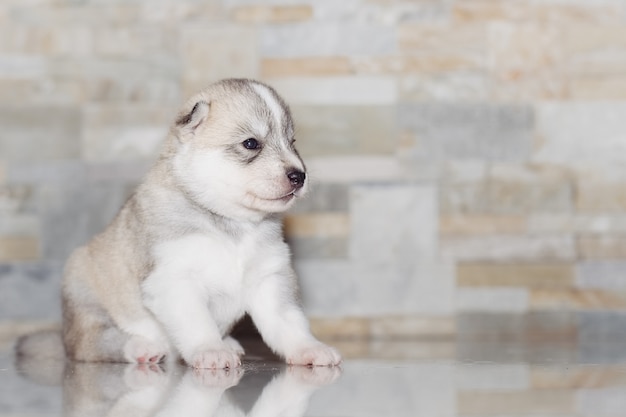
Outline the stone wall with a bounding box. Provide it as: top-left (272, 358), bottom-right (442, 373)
top-left (2, 0), bottom-right (626, 340)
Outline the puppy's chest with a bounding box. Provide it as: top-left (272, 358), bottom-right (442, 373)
top-left (151, 227), bottom-right (285, 291)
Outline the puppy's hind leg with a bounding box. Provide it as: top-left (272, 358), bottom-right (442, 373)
top-left (63, 306), bottom-right (168, 364)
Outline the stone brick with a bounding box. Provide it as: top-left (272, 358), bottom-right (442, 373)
top-left (352, 261), bottom-right (455, 316)
top-left (440, 215), bottom-right (527, 235)
top-left (441, 236), bottom-right (577, 262)
top-left (0, 262), bottom-right (62, 319)
top-left (398, 103), bottom-right (533, 162)
top-left (398, 72), bottom-right (490, 102)
top-left (289, 183), bottom-right (349, 213)
top-left (261, 22), bottom-right (395, 58)
top-left (284, 213), bottom-right (349, 238)
top-left (440, 181), bottom-right (572, 214)
top-left (0, 214), bottom-right (39, 237)
top-left (577, 261), bottom-right (626, 290)
top-left (350, 184), bottom-right (437, 262)
top-left (456, 288), bottom-right (529, 313)
top-left (261, 57), bottom-right (353, 77)
top-left (290, 105), bottom-right (396, 157)
top-left (181, 24), bottom-right (259, 97)
top-left (457, 312), bottom-right (578, 343)
top-left (287, 237), bottom-right (347, 260)
top-left (307, 156), bottom-right (406, 184)
top-left (457, 364), bottom-right (530, 391)
top-left (578, 237), bottom-right (626, 260)
top-left (577, 182), bottom-right (626, 212)
top-left (369, 316), bottom-right (456, 338)
top-left (0, 185), bottom-right (32, 214)
top-left (528, 214), bottom-right (626, 234)
top-left (440, 166), bottom-right (573, 214)
top-left (570, 76), bottom-right (626, 100)
top-left (82, 105), bottom-right (173, 162)
top-left (458, 390), bottom-right (574, 416)
top-left (530, 289), bottom-right (626, 311)
top-left (579, 311), bottom-right (626, 343)
top-left (0, 237), bottom-right (39, 261)
top-left (488, 22), bottom-right (565, 98)
top-left (0, 24), bottom-right (93, 56)
top-left (398, 23), bottom-right (488, 55)
top-left (534, 102), bottom-right (626, 166)
top-left (295, 260), bottom-right (356, 317)
top-left (453, 1), bottom-right (622, 24)
top-left (309, 317), bottom-right (369, 340)
top-left (457, 263), bottom-right (574, 289)
top-left (269, 76), bottom-right (397, 105)
top-left (0, 106), bottom-right (81, 162)
top-left (38, 182), bottom-right (133, 261)
top-left (93, 26), bottom-right (178, 57)
top-left (354, 55), bottom-right (484, 75)
top-left (232, 5), bottom-right (313, 23)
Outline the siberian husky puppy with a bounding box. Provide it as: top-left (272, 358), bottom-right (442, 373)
top-left (19, 79), bottom-right (341, 369)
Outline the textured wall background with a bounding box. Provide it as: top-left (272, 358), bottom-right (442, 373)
top-left (3, 0), bottom-right (626, 341)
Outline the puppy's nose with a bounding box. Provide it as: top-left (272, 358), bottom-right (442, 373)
top-left (287, 170), bottom-right (306, 188)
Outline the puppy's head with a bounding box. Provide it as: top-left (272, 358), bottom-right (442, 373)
top-left (168, 79), bottom-right (307, 221)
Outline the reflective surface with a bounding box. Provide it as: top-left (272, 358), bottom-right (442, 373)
top-left (3, 338), bottom-right (626, 416)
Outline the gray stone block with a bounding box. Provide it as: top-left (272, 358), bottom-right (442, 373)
top-left (37, 181), bottom-right (134, 261)
top-left (0, 106), bottom-right (81, 162)
top-left (289, 183), bottom-right (349, 213)
top-left (261, 23), bottom-right (395, 57)
top-left (291, 105), bottom-right (396, 157)
top-left (577, 261), bottom-right (626, 290)
top-left (0, 262), bottom-right (62, 320)
top-left (398, 103), bottom-right (534, 161)
top-left (350, 184), bottom-right (438, 262)
top-left (287, 237), bottom-right (348, 260)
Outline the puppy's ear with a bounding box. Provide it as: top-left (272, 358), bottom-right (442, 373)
top-left (175, 100), bottom-right (209, 140)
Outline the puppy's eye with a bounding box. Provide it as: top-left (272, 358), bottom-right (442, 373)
top-left (242, 138), bottom-right (260, 150)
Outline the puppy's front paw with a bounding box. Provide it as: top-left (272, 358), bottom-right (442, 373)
top-left (287, 343), bottom-right (342, 367)
top-left (124, 335), bottom-right (169, 364)
top-left (189, 348), bottom-right (242, 369)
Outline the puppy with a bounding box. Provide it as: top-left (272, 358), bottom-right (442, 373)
top-left (21, 79), bottom-right (341, 369)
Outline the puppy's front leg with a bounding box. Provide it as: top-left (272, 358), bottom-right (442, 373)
top-left (247, 271), bottom-right (341, 367)
top-left (142, 272), bottom-right (241, 370)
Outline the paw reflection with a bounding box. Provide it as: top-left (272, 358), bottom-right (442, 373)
top-left (16, 355), bottom-right (342, 417)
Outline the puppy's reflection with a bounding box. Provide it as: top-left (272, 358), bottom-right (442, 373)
top-left (16, 356), bottom-right (341, 417)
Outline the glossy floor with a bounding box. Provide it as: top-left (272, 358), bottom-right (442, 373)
top-left (2, 337), bottom-right (626, 417)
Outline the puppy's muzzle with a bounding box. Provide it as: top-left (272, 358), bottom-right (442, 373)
top-left (287, 170), bottom-right (306, 189)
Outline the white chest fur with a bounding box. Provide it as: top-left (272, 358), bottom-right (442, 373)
top-left (142, 220), bottom-right (291, 336)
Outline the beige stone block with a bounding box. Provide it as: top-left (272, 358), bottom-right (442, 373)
top-left (370, 316), bottom-right (456, 339)
top-left (0, 237), bottom-right (39, 261)
top-left (284, 213), bottom-right (349, 238)
top-left (530, 289), bottom-right (626, 311)
top-left (578, 236), bottom-right (626, 260)
top-left (457, 263), bottom-right (574, 289)
top-left (571, 76), bottom-right (626, 100)
top-left (458, 390), bottom-right (574, 416)
top-left (232, 5), bottom-right (313, 23)
top-left (181, 24), bottom-right (259, 96)
top-left (398, 24), bottom-right (488, 54)
top-left (261, 57), bottom-right (352, 77)
top-left (453, 1), bottom-right (621, 24)
top-left (309, 317), bottom-right (369, 340)
top-left (561, 25), bottom-right (626, 70)
top-left (577, 183), bottom-right (626, 212)
top-left (353, 54), bottom-right (483, 74)
top-left (440, 215), bottom-right (527, 235)
top-left (369, 340), bottom-right (456, 360)
top-left (488, 22), bottom-right (562, 79)
top-left (531, 366), bottom-right (626, 389)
